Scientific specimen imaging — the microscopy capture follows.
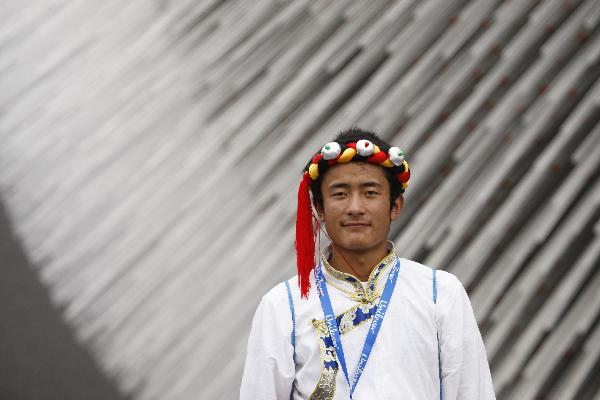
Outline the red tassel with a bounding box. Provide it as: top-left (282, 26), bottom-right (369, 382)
top-left (296, 173), bottom-right (316, 298)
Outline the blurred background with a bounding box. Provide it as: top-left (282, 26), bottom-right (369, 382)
top-left (1, 0), bottom-right (599, 399)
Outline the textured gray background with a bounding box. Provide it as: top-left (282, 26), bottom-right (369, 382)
top-left (0, 200), bottom-right (128, 400)
top-left (1, 1), bottom-right (599, 399)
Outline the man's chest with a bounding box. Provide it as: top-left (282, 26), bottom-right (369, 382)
top-left (292, 294), bottom-right (439, 399)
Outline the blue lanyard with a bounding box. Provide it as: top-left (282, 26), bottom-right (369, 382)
top-left (315, 258), bottom-right (401, 398)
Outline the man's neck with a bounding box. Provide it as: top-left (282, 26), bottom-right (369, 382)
top-left (329, 242), bottom-right (390, 282)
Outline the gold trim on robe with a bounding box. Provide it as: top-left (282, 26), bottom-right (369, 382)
top-left (309, 243), bottom-right (398, 399)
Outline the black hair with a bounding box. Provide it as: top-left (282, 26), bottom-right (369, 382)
top-left (305, 127), bottom-right (403, 211)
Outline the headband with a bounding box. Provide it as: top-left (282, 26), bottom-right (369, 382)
top-left (295, 139), bottom-right (410, 298)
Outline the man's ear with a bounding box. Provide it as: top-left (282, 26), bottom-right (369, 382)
top-left (390, 195), bottom-right (403, 221)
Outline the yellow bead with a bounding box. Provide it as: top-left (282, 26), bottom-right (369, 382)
top-left (338, 148), bottom-right (357, 163)
top-left (373, 145), bottom-right (380, 154)
top-left (309, 163), bottom-right (319, 180)
top-left (380, 159), bottom-right (394, 168)
top-left (401, 181), bottom-right (409, 190)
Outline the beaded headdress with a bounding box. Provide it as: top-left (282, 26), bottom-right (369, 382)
top-left (295, 138), bottom-right (410, 298)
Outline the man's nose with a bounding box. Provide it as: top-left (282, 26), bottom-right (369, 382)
top-left (347, 193), bottom-right (366, 215)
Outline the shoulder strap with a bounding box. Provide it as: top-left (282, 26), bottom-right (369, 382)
top-left (433, 268), bottom-right (443, 400)
top-left (433, 268), bottom-right (438, 304)
top-left (284, 280), bottom-right (296, 400)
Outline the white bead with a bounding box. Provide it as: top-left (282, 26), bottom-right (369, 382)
top-left (388, 147), bottom-right (405, 166)
top-left (356, 140), bottom-right (374, 156)
top-left (320, 142), bottom-right (342, 160)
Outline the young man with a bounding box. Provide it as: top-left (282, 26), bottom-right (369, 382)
top-left (240, 128), bottom-right (495, 399)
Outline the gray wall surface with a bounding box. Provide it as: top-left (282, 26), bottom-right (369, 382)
top-left (0, 200), bottom-right (128, 400)
top-left (0, 1), bottom-right (599, 399)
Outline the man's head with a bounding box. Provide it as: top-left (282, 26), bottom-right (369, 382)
top-left (296, 127), bottom-right (410, 298)
top-left (307, 129), bottom-right (404, 212)
top-left (317, 161), bottom-right (403, 257)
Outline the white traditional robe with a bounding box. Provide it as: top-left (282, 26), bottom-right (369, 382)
top-left (240, 249), bottom-right (495, 400)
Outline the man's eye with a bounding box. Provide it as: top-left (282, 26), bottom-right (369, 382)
top-left (332, 192), bottom-right (346, 197)
top-left (366, 191), bottom-right (380, 196)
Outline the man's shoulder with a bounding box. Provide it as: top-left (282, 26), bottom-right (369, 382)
top-left (261, 278), bottom-right (292, 302)
top-left (398, 258), bottom-right (464, 291)
top-left (260, 275), bottom-right (308, 304)
top-left (398, 257), bottom-right (433, 276)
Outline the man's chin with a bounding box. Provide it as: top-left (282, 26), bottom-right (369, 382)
top-left (334, 238), bottom-right (375, 253)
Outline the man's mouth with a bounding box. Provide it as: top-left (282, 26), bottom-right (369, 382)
top-left (342, 222), bottom-right (370, 227)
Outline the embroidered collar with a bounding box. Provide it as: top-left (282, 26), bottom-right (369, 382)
top-left (320, 242), bottom-right (397, 303)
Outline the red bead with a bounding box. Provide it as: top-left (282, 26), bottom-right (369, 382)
top-left (367, 151), bottom-right (388, 164)
top-left (397, 170), bottom-right (410, 182)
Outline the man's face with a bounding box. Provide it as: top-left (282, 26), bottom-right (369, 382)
top-left (317, 162), bottom-right (403, 254)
